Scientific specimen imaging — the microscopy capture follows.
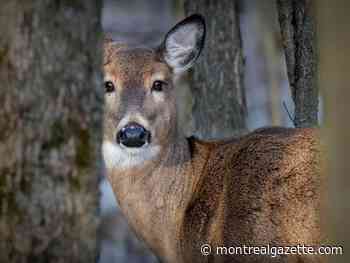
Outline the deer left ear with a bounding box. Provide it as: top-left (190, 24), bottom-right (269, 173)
top-left (159, 14), bottom-right (206, 73)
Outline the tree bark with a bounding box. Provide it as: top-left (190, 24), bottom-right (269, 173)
top-left (276, 0), bottom-right (318, 127)
top-left (0, 1), bottom-right (102, 262)
top-left (317, 1), bottom-right (350, 262)
top-left (185, 0), bottom-right (247, 139)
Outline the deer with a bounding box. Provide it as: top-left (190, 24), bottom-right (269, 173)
top-left (102, 14), bottom-right (323, 263)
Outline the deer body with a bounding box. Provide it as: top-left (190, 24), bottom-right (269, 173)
top-left (103, 15), bottom-right (322, 263)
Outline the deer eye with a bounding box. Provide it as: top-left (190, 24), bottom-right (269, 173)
top-left (105, 81), bottom-right (115, 93)
top-left (151, 80), bottom-right (166, 92)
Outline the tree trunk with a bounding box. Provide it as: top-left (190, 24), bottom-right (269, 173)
top-left (185, 0), bottom-right (247, 139)
top-left (276, 0), bottom-right (318, 127)
top-left (317, 1), bottom-right (349, 262)
top-left (0, 1), bottom-right (102, 262)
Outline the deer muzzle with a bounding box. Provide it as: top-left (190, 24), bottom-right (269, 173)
top-left (116, 122), bottom-right (151, 148)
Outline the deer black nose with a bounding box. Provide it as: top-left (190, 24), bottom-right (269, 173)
top-left (117, 123), bottom-right (151, 148)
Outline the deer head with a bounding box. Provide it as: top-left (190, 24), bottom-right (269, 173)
top-left (102, 15), bottom-right (205, 170)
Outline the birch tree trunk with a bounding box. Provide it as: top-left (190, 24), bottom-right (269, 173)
top-left (185, 0), bottom-right (247, 139)
top-left (318, 1), bottom-right (350, 262)
top-left (277, 0), bottom-right (318, 127)
top-left (0, 1), bottom-right (103, 262)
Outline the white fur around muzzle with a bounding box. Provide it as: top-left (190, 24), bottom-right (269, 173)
top-left (103, 141), bottom-right (160, 169)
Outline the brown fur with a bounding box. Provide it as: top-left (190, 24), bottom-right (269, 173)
top-left (103, 41), bottom-right (323, 263)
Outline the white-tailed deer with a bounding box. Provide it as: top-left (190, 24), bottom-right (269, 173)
top-left (103, 15), bottom-right (323, 263)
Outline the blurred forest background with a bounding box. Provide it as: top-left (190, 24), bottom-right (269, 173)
top-left (99, 0), bottom-right (311, 262)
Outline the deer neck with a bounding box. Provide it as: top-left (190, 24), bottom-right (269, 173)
top-left (107, 134), bottom-right (203, 261)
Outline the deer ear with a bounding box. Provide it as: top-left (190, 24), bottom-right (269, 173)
top-left (160, 14), bottom-right (206, 73)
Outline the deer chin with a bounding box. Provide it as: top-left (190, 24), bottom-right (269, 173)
top-left (102, 140), bottom-right (160, 170)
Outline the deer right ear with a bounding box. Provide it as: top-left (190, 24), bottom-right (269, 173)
top-left (159, 14), bottom-right (206, 73)
top-left (103, 34), bottom-right (113, 65)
